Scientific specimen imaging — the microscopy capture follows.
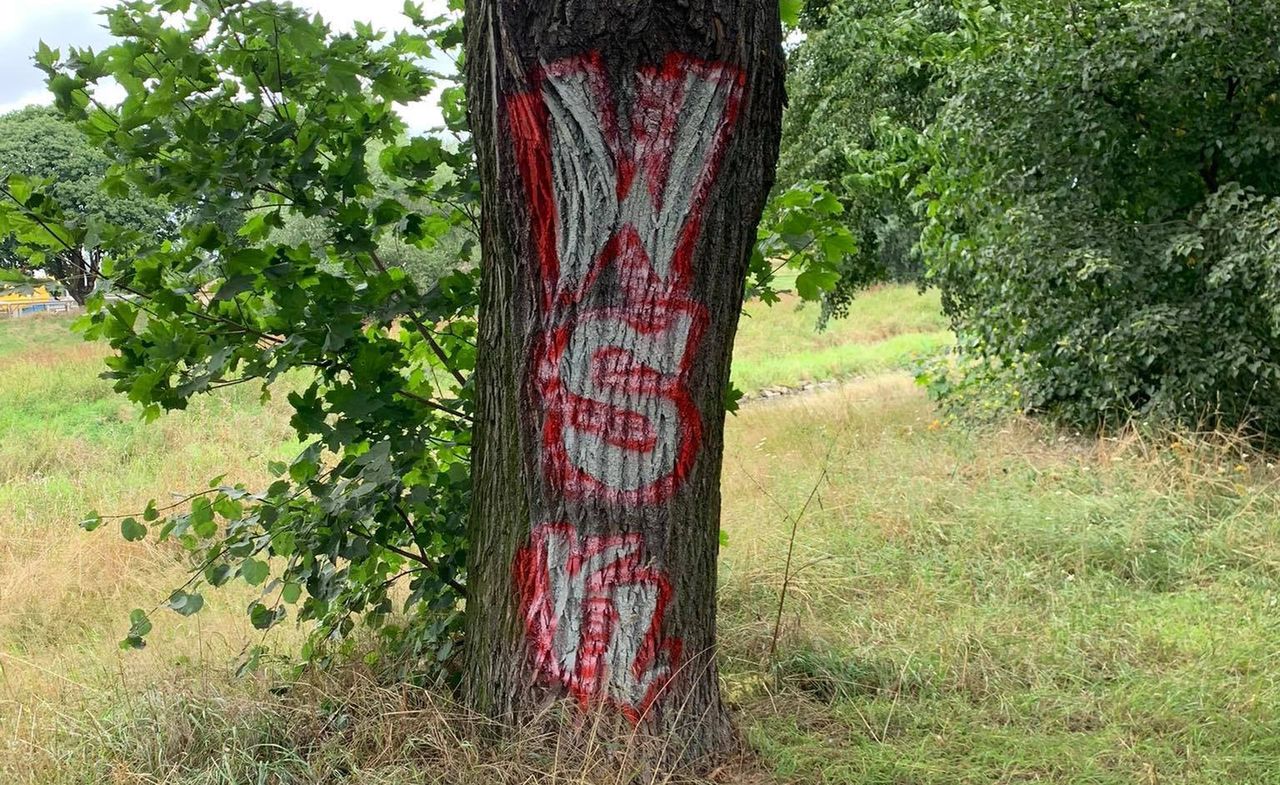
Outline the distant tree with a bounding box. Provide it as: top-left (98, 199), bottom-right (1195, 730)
top-left (919, 0), bottom-right (1280, 433)
top-left (778, 0), bottom-right (960, 315)
top-left (0, 106), bottom-right (170, 302)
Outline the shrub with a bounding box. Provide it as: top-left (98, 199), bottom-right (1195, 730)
top-left (919, 0), bottom-right (1280, 434)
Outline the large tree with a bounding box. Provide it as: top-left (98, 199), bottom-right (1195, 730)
top-left (0, 0), bottom-right (786, 765)
top-left (462, 0), bottom-right (784, 755)
top-left (0, 106), bottom-right (170, 303)
top-left (918, 0), bottom-right (1280, 433)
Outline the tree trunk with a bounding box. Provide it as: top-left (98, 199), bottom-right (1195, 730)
top-left (463, 0), bottom-right (784, 762)
top-left (48, 249), bottom-right (98, 305)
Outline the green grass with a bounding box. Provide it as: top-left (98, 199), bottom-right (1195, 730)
top-left (0, 314), bottom-right (305, 785)
top-left (3, 293), bottom-right (1279, 783)
top-left (732, 285), bottom-right (951, 392)
top-left (718, 380), bottom-right (1280, 783)
top-left (0, 313), bottom-right (82, 357)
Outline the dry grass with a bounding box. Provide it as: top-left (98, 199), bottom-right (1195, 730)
top-left (4, 303), bottom-right (1280, 783)
top-left (18, 665), bottom-right (773, 785)
top-left (716, 380), bottom-right (1280, 783)
top-left (0, 315), bottom-right (306, 782)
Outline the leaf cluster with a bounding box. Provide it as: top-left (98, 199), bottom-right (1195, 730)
top-left (21, 0), bottom-right (477, 670)
top-left (918, 0), bottom-right (1280, 434)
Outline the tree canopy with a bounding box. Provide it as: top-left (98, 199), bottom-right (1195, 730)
top-left (919, 0), bottom-right (1280, 432)
top-left (779, 0), bottom-right (957, 307)
top-left (0, 105), bottom-right (171, 301)
top-left (784, 0), bottom-right (1280, 434)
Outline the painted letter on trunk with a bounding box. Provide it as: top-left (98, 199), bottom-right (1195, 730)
top-left (507, 52), bottom-right (744, 717)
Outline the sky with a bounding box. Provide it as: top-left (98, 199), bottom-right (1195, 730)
top-left (0, 0), bottom-right (450, 132)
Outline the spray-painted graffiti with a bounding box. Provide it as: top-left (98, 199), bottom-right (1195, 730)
top-left (507, 52), bottom-right (743, 716)
top-left (510, 52), bottom-right (745, 505)
top-left (514, 522), bottom-right (681, 721)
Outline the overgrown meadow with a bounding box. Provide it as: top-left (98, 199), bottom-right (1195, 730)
top-left (2, 287), bottom-right (1278, 783)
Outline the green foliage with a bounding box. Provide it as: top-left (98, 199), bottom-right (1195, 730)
top-left (778, 0), bottom-right (960, 308)
top-left (748, 181), bottom-right (857, 305)
top-left (918, 0), bottom-right (1280, 434)
top-left (270, 139), bottom-right (476, 291)
top-left (4, 0), bottom-right (477, 670)
top-left (0, 106), bottom-right (171, 301)
top-left (0, 107), bottom-right (168, 235)
top-left (122, 608), bottom-right (152, 649)
top-left (780, 0), bottom-right (805, 27)
top-left (789, 0), bottom-right (1280, 434)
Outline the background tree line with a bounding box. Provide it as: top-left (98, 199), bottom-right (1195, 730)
top-left (781, 0), bottom-right (1280, 434)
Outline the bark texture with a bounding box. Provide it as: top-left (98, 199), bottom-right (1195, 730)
top-left (463, 0), bottom-right (784, 761)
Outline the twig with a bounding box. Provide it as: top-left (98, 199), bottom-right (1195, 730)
top-left (735, 424), bottom-right (845, 664)
top-left (368, 249), bottom-right (470, 389)
top-left (768, 465), bottom-right (829, 662)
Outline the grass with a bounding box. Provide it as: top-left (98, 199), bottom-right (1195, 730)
top-left (3, 287), bottom-right (1280, 783)
top-left (731, 285), bottom-right (950, 393)
top-left (0, 314), bottom-right (306, 784)
top-left (718, 380), bottom-right (1280, 783)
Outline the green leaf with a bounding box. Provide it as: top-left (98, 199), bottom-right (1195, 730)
top-left (121, 608), bottom-right (152, 649)
top-left (780, 0), bottom-right (803, 27)
top-left (7, 175), bottom-right (33, 205)
top-left (723, 381), bottom-right (745, 414)
top-left (121, 517), bottom-right (147, 542)
top-left (165, 590), bottom-right (204, 616)
top-left (795, 269), bottom-right (841, 301)
top-left (191, 497), bottom-right (217, 538)
top-left (240, 558), bottom-right (269, 586)
top-left (249, 601), bottom-right (284, 630)
top-left (212, 275), bottom-right (255, 302)
top-left (820, 231), bottom-right (858, 262)
top-left (205, 563), bottom-right (233, 587)
top-left (34, 41), bottom-right (59, 69)
top-left (80, 510), bottom-right (102, 532)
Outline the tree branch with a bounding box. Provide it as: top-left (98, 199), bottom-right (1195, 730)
top-left (368, 249), bottom-right (470, 389)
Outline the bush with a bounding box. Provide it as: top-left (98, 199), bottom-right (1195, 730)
top-left (919, 0), bottom-right (1280, 434)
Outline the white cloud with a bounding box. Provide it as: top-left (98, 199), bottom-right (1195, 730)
top-left (0, 88), bottom-right (53, 116)
top-left (0, 0), bottom-right (448, 39)
top-left (0, 0), bottom-right (105, 44)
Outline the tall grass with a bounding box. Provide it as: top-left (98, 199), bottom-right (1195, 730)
top-left (719, 379), bottom-right (1280, 783)
top-left (0, 315), bottom-right (304, 783)
top-left (3, 293), bottom-right (1279, 783)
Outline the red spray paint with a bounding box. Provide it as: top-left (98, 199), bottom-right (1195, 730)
top-left (508, 51), bottom-right (744, 718)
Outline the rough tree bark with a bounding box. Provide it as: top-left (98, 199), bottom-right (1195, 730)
top-left (54, 248), bottom-right (99, 305)
top-left (463, 0), bottom-right (784, 760)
